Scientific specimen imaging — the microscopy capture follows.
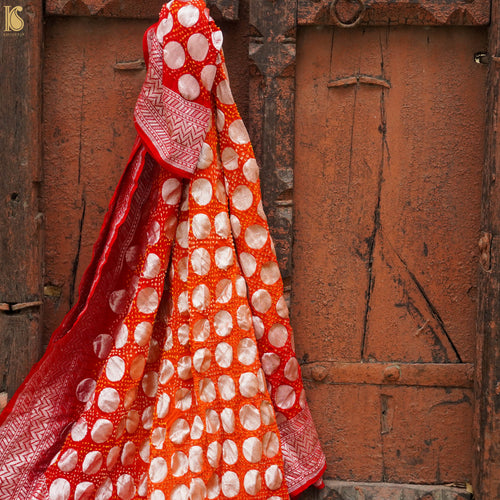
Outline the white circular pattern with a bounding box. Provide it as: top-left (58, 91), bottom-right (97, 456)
top-left (164, 215), bottom-right (178, 240)
top-left (151, 491), bottom-right (165, 500)
top-left (216, 278), bottom-right (232, 303)
top-left (164, 327), bottom-right (174, 351)
top-left (223, 440), bottom-right (238, 465)
top-left (143, 253), bottom-right (161, 279)
top-left (221, 471), bottom-right (240, 498)
top-left (207, 441), bottom-right (222, 468)
top-left (275, 384), bottom-right (296, 410)
top-left (239, 252), bottom-right (257, 277)
top-left (285, 358), bottom-right (300, 381)
top-left (189, 446), bottom-right (204, 473)
top-left (115, 324), bottom-right (128, 348)
top-left (215, 179), bottom-right (228, 204)
top-left (169, 419), bottom-right (190, 445)
top-left (75, 482), bottom-right (95, 500)
top-left (192, 284), bottom-right (210, 311)
top-left (192, 213), bottom-right (211, 239)
top-left (221, 408), bottom-right (235, 433)
top-left (262, 353), bottom-right (281, 375)
top-left (126, 410), bottom-right (140, 434)
top-left (230, 218), bottom-right (242, 242)
top-left (82, 451), bottom-right (103, 475)
top-left (178, 324), bottom-right (189, 346)
top-left (149, 457), bottom-right (168, 484)
top-left (212, 30), bottom-right (223, 50)
top-left (232, 185), bottom-right (253, 211)
top-left (49, 478), bottom-right (70, 500)
top-left (191, 415), bottom-right (204, 440)
top-left (156, 14), bottom-right (173, 44)
top-left (221, 147), bottom-right (239, 170)
top-left (252, 289), bottom-right (272, 314)
top-left (176, 221), bottom-right (189, 248)
top-left (244, 470), bottom-right (262, 496)
top-left (276, 295), bottom-right (289, 318)
top-left (207, 474), bottom-right (220, 499)
top-left (98, 387), bottom-right (120, 413)
top-left (175, 388), bottom-right (192, 411)
top-left (93, 334), bottom-right (113, 359)
top-left (217, 79), bottom-right (234, 105)
top-left (214, 212), bottom-right (230, 239)
top-left (242, 437), bottom-right (263, 463)
top-left (171, 485), bottom-right (189, 500)
top-left (178, 290), bottom-right (189, 315)
top-left (134, 322), bottom-right (153, 347)
top-left (142, 406), bottom-right (154, 430)
top-left (137, 287), bottom-right (159, 314)
top-left (216, 109), bottom-right (225, 131)
top-left (142, 372), bottom-right (159, 398)
top-left (214, 246), bottom-right (233, 270)
top-left (109, 289), bottom-right (127, 314)
top-left (106, 356), bottom-right (125, 382)
top-left (157, 393), bottom-right (171, 419)
top-left (178, 4), bottom-right (199, 27)
top-left (218, 374), bottom-right (236, 400)
top-left (199, 378), bottom-right (217, 403)
top-left (163, 41), bottom-right (185, 70)
top-left (253, 316), bottom-right (265, 340)
top-left (192, 178), bottom-right (212, 206)
top-left (107, 445), bottom-right (120, 469)
top-left (95, 478), bottom-right (113, 500)
top-left (238, 338), bottom-right (258, 365)
top-left (193, 318), bottom-right (210, 342)
top-left (58, 449), bottom-right (78, 472)
top-left (190, 478), bottom-right (207, 500)
top-left (121, 441), bottom-right (136, 467)
top-left (177, 355), bottom-right (193, 380)
top-left (236, 304), bottom-right (252, 330)
top-left (206, 409), bottom-right (220, 434)
top-left (263, 431), bottom-right (280, 458)
top-left (243, 158), bottom-right (259, 183)
top-left (171, 451), bottom-right (189, 477)
top-left (139, 440), bottom-right (150, 464)
top-left (191, 247), bottom-right (211, 275)
top-left (239, 404), bottom-right (261, 431)
top-left (162, 178), bottom-right (182, 205)
top-left (261, 261), bottom-right (280, 285)
top-left (265, 465), bottom-right (283, 490)
top-left (214, 310), bottom-right (233, 337)
top-left (268, 323), bottom-right (288, 348)
top-left (177, 256), bottom-right (188, 282)
top-left (178, 73), bottom-right (201, 101)
top-left (90, 418), bottom-right (113, 444)
top-left (197, 142), bottom-right (213, 170)
top-left (159, 359), bottom-right (175, 385)
top-left (187, 33), bottom-right (209, 61)
top-left (76, 378), bottom-right (96, 403)
top-left (201, 64), bottom-right (217, 90)
top-left (147, 221), bottom-right (161, 245)
top-left (71, 418), bottom-right (87, 442)
top-left (215, 342), bottom-right (233, 368)
top-left (260, 400), bottom-right (275, 426)
top-left (245, 225), bottom-right (268, 249)
top-left (239, 372), bottom-right (259, 398)
top-left (228, 119), bottom-right (250, 144)
top-left (193, 348), bottom-right (211, 373)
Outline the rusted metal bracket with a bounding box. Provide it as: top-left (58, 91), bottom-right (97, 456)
top-left (328, 74), bottom-right (391, 88)
top-left (0, 301), bottom-right (42, 313)
top-left (330, 0), bottom-right (366, 27)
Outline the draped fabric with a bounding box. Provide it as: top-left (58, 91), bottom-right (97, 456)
top-left (0, 1), bottom-right (326, 499)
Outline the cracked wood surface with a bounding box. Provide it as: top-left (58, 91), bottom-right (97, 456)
top-left (0, 1), bottom-right (44, 398)
top-left (474, 1), bottom-right (500, 497)
top-left (298, 0), bottom-right (489, 26)
top-left (293, 25), bottom-right (485, 485)
top-left (45, 0), bottom-right (239, 20)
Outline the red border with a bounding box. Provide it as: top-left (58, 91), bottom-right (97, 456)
top-left (290, 462), bottom-right (327, 499)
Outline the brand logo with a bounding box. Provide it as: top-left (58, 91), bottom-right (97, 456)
top-left (4, 6), bottom-right (24, 32)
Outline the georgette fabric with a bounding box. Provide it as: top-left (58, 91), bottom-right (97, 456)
top-left (0, 1), bottom-right (326, 499)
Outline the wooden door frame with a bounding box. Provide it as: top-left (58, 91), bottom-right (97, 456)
top-left (247, 0), bottom-right (493, 498)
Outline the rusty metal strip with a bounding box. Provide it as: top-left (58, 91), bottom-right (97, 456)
top-left (0, 301), bottom-right (43, 313)
top-left (301, 362), bottom-right (474, 388)
top-left (328, 75), bottom-right (391, 88)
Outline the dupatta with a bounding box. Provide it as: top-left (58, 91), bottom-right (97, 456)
top-left (0, 1), bottom-right (326, 498)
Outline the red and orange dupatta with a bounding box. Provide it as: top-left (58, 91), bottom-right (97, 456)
top-left (0, 2), bottom-right (326, 499)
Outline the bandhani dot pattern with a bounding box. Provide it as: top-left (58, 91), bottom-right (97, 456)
top-left (0, 1), bottom-right (325, 499)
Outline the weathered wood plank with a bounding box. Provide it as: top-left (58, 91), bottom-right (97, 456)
top-left (298, 0), bottom-right (489, 26)
top-left (474, 2), bottom-right (500, 497)
top-left (0, 1), bottom-right (44, 397)
top-left (45, 0), bottom-right (239, 20)
top-left (248, 0), bottom-right (297, 286)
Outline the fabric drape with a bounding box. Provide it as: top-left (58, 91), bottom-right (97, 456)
top-left (0, 2), bottom-right (326, 499)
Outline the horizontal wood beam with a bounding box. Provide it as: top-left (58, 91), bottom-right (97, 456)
top-left (301, 362), bottom-right (474, 388)
top-left (45, 0), bottom-right (240, 20)
top-left (298, 0), bottom-right (489, 26)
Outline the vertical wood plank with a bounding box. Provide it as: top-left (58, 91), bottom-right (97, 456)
top-left (0, 1), bottom-right (44, 397)
top-left (475, 2), bottom-right (500, 496)
top-left (248, 0), bottom-right (297, 287)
